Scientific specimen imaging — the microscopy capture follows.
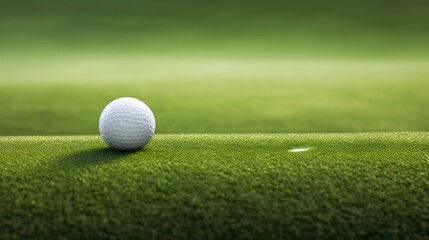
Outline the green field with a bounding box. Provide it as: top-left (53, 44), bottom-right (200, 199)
top-left (1, 133), bottom-right (429, 239)
top-left (1, 0), bottom-right (429, 58)
top-left (0, 59), bottom-right (428, 135)
top-left (1, 0), bottom-right (429, 239)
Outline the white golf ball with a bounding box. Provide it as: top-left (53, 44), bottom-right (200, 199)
top-left (99, 97), bottom-right (155, 150)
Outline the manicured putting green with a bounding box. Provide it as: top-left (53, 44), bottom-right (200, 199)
top-left (0, 59), bottom-right (428, 135)
top-left (1, 133), bottom-right (428, 239)
top-left (2, 0), bottom-right (429, 57)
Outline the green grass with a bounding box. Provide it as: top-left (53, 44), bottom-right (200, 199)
top-left (0, 0), bottom-right (428, 135)
top-left (0, 59), bottom-right (428, 135)
top-left (1, 133), bottom-right (428, 239)
top-left (1, 0), bottom-right (429, 238)
top-left (1, 0), bottom-right (429, 58)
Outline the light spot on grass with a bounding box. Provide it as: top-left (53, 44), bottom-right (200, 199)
top-left (421, 151), bottom-right (429, 163)
top-left (288, 148), bottom-right (310, 153)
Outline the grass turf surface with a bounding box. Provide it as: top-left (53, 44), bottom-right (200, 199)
top-left (1, 133), bottom-right (428, 239)
top-left (0, 59), bottom-right (428, 135)
top-left (2, 0), bottom-right (429, 57)
top-left (1, 1), bottom-right (429, 238)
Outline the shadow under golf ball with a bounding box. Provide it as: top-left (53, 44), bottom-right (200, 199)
top-left (54, 147), bottom-right (144, 168)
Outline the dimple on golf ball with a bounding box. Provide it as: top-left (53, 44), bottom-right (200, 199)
top-left (99, 97), bottom-right (155, 150)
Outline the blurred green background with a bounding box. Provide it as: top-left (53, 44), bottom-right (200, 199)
top-left (2, 0), bottom-right (429, 57)
top-left (0, 0), bottom-right (428, 134)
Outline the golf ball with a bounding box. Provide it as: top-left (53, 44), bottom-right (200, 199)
top-left (99, 97), bottom-right (155, 150)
